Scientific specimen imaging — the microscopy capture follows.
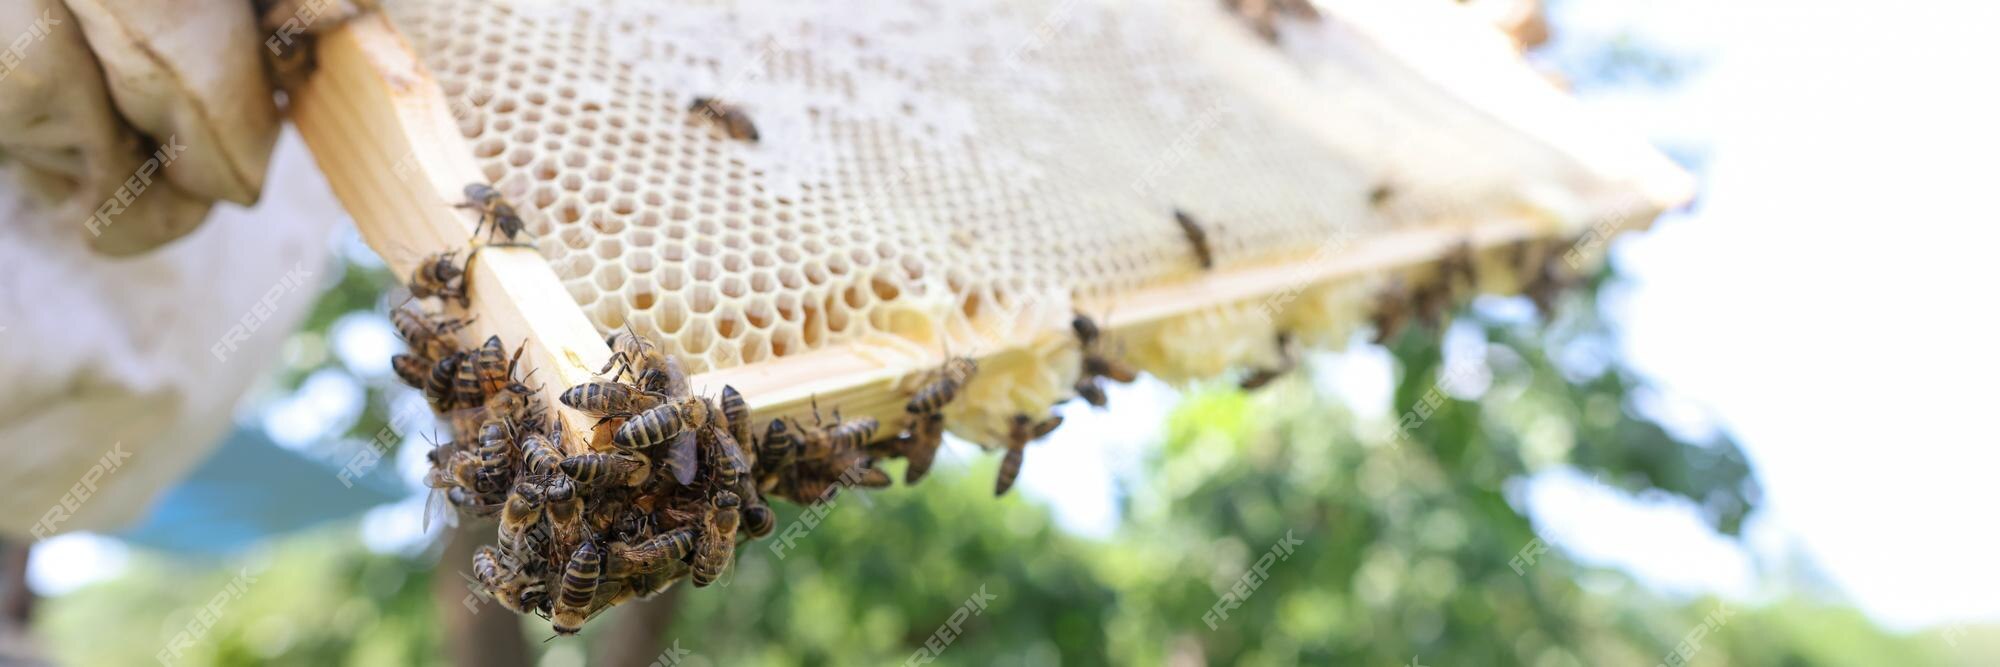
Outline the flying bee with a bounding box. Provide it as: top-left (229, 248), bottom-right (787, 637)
top-left (691, 491), bottom-right (740, 587)
top-left (497, 481), bottom-right (546, 554)
top-left (906, 356), bottom-right (978, 414)
top-left (995, 413), bottom-right (1062, 496)
top-left (455, 183), bottom-right (529, 246)
top-left (560, 451), bottom-right (651, 490)
top-left (551, 540), bottom-right (604, 636)
top-left (606, 527), bottom-right (696, 578)
top-left (391, 353), bottom-right (430, 390)
top-left (1239, 332), bottom-right (1299, 391)
top-left (1173, 208), bottom-right (1215, 270)
top-left (408, 249), bottom-right (469, 307)
top-left (688, 97), bottom-right (759, 142)
top-left (559, 380), bottom-right (663, 424)
top-left (719, 385), bottom-right (753, 460)
top-left (900, 411), bottom-right (945, 485)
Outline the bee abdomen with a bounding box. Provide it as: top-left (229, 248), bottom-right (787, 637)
top-left (613, 403), bottom-right (682, 450)
top-left (995, 445), bottom-right (1025, 496)
top-left (829, 417), bottom-right (879, 450)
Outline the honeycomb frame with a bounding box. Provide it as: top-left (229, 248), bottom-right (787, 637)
top-left (293, 0), bottom-right (1691, 451)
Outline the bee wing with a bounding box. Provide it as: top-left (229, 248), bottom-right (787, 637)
top-left (423, 485), bottom-right (459, 532)
top-left (709, 427), bottom-right (749, 479)
top-left (665, 431), bottom-right (699, 486)
top-left (661, 356), bottom-right (691, 397)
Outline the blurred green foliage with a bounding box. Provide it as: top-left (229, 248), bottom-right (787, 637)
top-left (36, 266), bottom-right (1975, 666)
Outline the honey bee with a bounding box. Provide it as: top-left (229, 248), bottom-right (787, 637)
top-left (900, 411), bottom-right (945, 484)
top-left (754, 418), bottom-right (797, 492)
top-left (829, 416), bottom-right (879, 454)
top-left (472, 418), bottom-right (516, 494)
top-left (845, 463), bottom-right (892, 489)
top-left (483, 380), bottom-right (549, 437)
top-left (452, 348), bottom-right (491, 410)
top-left (472, 545), bottom-right (548, 615)
top-left (614, 399), bottom-right (704, 484)
top-left (544, 475), bottom-right (585, 548)
top-left (906, 357), bottom-right (978, 414)
top-left (1439, 241), bottom-right (1477, 295)
top-left (390, 305), bottom-right (470, 360)
top-left (704, 421), bottom-right (751, 488)
top-left (519, 430), bottom-right (564, 477)
top-left (497, 481), bottom-right (546, 554)
top-left (688, 97), bottom-right (759, 142)
top-left (1522, 241), bottom-right (1579, 317)
top-left (560, 451), bottom-right (651, 490)
top-left (628, 567), bottom-right (684, 601)
top-left (421, 436), bottom-right (467, 530)
top-left (606, 527), bottom-right (696, 578)
top-left (1173, 209), bottom-right (1215, 270)
top-left (1411, 279), bottom-right (1452, 330)
top-left (472, 335), bottom-right (527, 397)
top-left (995, 413), bottom-right (1062, 496)
top-left (788, 399), bottom-right (874, 461)
top-left (600, 327), bottom-right (681, 392)
top-left (551, 540), bottom-right (604, 636)
top-left (739, 491), bottom-right (775, 539)
top-left (1074, 312), bottom-right (1139, 384)
top-left (425, 353), bottom-right (461, 411)
top-left (456, 183), bottom-right (529, 246)
top-left (1369, 183), bottom-right (1396, 208)
top-left (1074, 377), bottom-right (1108, 408)
top-left (391, 353), bottom-right (430, 390)
top-left (1369, 278), bottom-right (1412, 344)
top-left (559, 380), bottom-right (663, 423)
top-left (409, 250), bottom-right (469, 307)
top-left (690, 490), bottom-right (740, 587)
top-left (1239, 332), bottom-right (1298, 391)
top-left (719, 385), bottom-right (753, 460)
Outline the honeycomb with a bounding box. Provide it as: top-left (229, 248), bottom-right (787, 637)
top-left (382, 0), bottom-right (1643, 442)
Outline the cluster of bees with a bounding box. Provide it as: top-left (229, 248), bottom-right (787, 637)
top-left (1370, 237), bottom-right (1585, 344)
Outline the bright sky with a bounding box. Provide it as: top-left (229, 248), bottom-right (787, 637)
top-left (30, 0), bottom-right (2000, 637)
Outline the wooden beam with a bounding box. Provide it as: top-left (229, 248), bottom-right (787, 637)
top-left (290, 14), bottom-right (608, 453)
